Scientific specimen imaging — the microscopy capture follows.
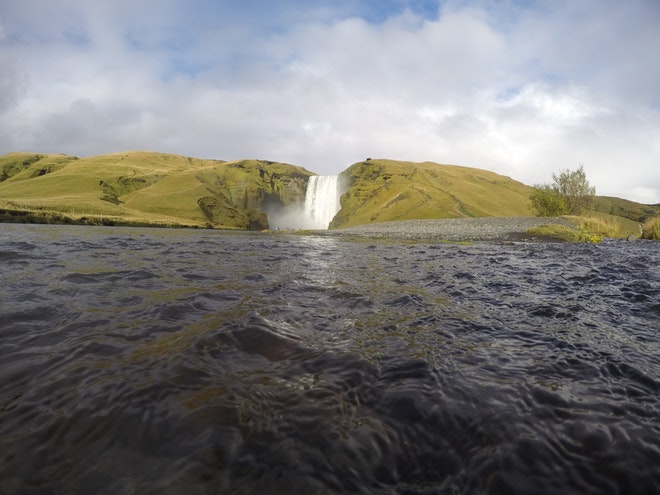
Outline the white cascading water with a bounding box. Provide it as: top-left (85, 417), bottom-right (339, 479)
top-left (303, 175), bottom-right (341, 229)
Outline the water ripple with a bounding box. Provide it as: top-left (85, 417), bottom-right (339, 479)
top-left (0, 225), bottom-right (658, 494)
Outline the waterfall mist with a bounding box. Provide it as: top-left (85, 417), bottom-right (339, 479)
top-left (267, 175), bottom-right (344, 230)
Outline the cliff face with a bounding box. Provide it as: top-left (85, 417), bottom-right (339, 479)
top-left (0, 152), bottom-right (313, 230)
top-left (332, 159), bottom-right (535, 228)
top-left (192, 160), bottom-right (311, 229)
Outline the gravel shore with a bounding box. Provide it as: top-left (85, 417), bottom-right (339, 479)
top-left (320, 217), bottom-right (575, 242)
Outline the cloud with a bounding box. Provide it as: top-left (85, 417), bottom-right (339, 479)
top-left (0, 0), bottom-right (659, 203)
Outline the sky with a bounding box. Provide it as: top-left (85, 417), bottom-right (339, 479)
top-left (1, 0), bottom-right (659, 204)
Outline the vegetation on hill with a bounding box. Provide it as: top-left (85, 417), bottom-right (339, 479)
top-left (641, 217), bottom-right (660, 240)
top-left (525, 215), bottom-right (627, 243)
top-left (525, 165), bottom-right (660, 241)
top-left (530, 166), bottom-right (595, 216)
top-left (593, 196), bottom-right (660, 223)
top-left (0, 152), bottom-right (312, 229)
top-left (0, 151), bottom-right (657, 238)
top-left (332, 159), bottom-right (534, 228)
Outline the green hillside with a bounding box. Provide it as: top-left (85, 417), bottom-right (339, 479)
top-left (0, 151), bottom-right (311, 229)
top-left (1, 151), bottom-right (656, 232)
top-left (594, 196), bottom-right (660, 223)
top-left (332, 159), bottom-right (534, 228)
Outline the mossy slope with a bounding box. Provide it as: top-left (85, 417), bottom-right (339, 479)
top-left (0, 152), bottom-right (311, 229)
top-left (332, 159), bottom-right (534, 228)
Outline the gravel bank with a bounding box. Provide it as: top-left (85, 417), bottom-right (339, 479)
top-left (320, 217), bottom-right (575, 242)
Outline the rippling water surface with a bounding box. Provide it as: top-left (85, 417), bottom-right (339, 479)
top-left (1, 224), bottom-right (659, 494)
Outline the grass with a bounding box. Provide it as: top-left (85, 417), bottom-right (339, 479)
top-left (526, 214), bottom-right (632, 242)
top-left (0, 151), bottom-right (311, 230)
top-left (0, 206), bottom-right (207, 229)
top-left (587, 211), bottom-right (644, 238)
top-left (525, 224), bottom-right (586, 242)
top-left (641, 216), bottom-right (660, 240)
top-left (1, 151), bottom-right (656, 234)
top-left (332, 159), bottom-right (534, 228)
top-left (569, 215), bottom-right (621, 240)
top-left (594, 196), bottom-right (660, 222)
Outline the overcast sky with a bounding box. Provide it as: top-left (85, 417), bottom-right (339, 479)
top-left (1, 0), bottom-right (659, 203)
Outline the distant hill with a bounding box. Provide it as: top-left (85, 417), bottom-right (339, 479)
top-left (1, 151), bottom-right (657, 231)
top-left (594, 196), bottom-right (660, 223)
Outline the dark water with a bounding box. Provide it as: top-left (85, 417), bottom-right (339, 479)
top-left (1, 224), bottom-right (658, 494)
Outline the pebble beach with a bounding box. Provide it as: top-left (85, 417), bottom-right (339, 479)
top-left (324, 216), bottom-right (576, 242)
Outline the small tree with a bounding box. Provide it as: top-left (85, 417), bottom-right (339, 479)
top-left (553, 165), bottom-right (595, 215)
top-left (531, 165), bottom-right (596, 216)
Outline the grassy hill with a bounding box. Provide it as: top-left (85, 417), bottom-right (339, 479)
top-left (332, 159), bottom-right (534, 228)
top-left (1, 151), bottom-right (657, 234)
top-left (0, 151), bottom-right (312, 229)
top-left (594, 196), bottom-right (660, 223)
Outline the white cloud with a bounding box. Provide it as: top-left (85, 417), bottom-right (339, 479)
top-left (0, 0), bottom-right (659, 203)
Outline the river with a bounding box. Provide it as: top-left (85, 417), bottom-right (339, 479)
top-left (0, 224), bottom-right (658, 494)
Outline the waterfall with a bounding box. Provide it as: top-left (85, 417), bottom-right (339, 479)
top-left (304, 175), bottom-right (341, 229)
top-left (265, 175), bottom-right (343, 230)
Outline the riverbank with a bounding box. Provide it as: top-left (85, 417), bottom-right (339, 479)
top-left (320, 217), bottom-right (580, 242)
top-left (0, 208), bottom-right (208, 229)
top-left (1, 211), bottom-right (641, 242)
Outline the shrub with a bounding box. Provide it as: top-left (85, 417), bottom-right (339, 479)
top-left (641, 216), bottom-right (660, 240)
top-left (531, 165), bottom-right (595, 216)
top-left (530, 185), bottom-right (567, 216)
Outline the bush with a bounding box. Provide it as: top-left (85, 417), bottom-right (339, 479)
top-left (641, 216), bottom-right (660, 240)
top-left (530, 185), bottom-right (567, 216)
top-left (531, 166), bottom-right (595, 216)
